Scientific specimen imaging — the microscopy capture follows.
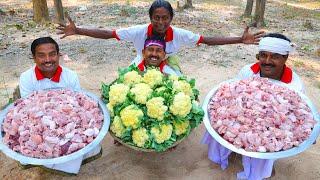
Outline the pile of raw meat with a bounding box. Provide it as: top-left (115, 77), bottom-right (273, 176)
top-left (2, 89), bottom-right (104, 158)
top-left (208, 77), bottom-right (316, 152)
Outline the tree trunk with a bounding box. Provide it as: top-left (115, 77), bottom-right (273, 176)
top-left (32, 0), bottom-right (49, 23)
top-left (243, 0), bottom-right (254, 17)
top-left (183, 0), bottom-right (193, 9)
top-left (177, 0), bottom-right (182, 11)
top-left (253, 0), bottom-right (266, 27)
top-left (53, 0), bottom-right (65, 24)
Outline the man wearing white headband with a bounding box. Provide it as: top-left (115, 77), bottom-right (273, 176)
top-left (202, 33), bottom-right (306, 180)
top-left (238, 33), bottom-right (305, 92)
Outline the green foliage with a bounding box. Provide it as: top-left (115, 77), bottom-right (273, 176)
top-left (27, 21), bottom-right (37, 28)
top-left (301, 45), bottom-right (313, 52)
top-left (14, 24), bottom-right (23, 30)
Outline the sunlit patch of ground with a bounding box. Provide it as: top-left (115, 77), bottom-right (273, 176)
top-left (271, 0), bottom-right (320, 10)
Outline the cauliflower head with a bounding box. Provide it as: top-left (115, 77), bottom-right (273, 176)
top-left (170, 92), bottom-right (192, 117)
top-left (142, 69), bottom-right (163, 88)
top-left (173, 120), bottom-right (190, 136)
top-left (120, 105), bottom-right (144, 129)
top-left (130, 83), bottom-right (152, 104)
top-left (110, 116), bottom-right (125, 137)
top-left (132, 128), bottom-right (149, 147)
top-left (109, 83), bottom-right (129, 106)
top-left (124, 71), bottom-right (142, 85)
top-left (173, 80), bottom-right (193, 96)
top-left (151, 124), bottom-right (173, 144)
top-left (146, 97), bottom-right (168, 121)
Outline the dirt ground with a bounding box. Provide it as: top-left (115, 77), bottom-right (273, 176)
top-left (0, 0), bottom-right (319, 179)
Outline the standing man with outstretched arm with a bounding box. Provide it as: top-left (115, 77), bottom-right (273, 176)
top-left (57, 0), bottom-right (264, 66)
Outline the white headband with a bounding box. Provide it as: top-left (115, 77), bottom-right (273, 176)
top-left (259, 37), bottom-right (294, 55)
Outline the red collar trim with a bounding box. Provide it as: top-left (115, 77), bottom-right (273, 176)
top-left (147, 24), bottom-right (173, 42)
top-left (159, 61), bottom-right (166, 72)
top-left (250, 63), bottom-right (260, 74)
top-left (35, 66), bottom-right (62, 83)
top-left (250, 63), bottom-right (292, 84)
top-left (137, 59), bottom-right (166, 73)
top-left (137, 60), bottom-right (145, 71)
top-left (280, 65), bottom-right (293, 83)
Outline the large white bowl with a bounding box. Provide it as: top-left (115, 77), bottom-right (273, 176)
top-left (0, 89), bottom-right (110, 165)
top-left (202, 78), bottom-right (320, 159)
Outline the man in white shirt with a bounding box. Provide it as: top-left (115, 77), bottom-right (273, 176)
top-left (19, 37), bottom-right (81, 97)
top-left (136, 36), bottom-right (182, 76)
top-left (57, 0), bottom-right (264, 66)
top-left (203, 33), bottom-right (305, 179)
top-left (114, 23), bottom-right (202, 65)
top-left (238, 33), bottom-right (305, 93)
top-left (19, 37), bottom-right (101, 175)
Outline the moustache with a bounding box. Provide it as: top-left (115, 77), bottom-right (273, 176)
top-left (261, 64), bottom-right (275, 68)
top-left (42, 62), bottom-right (55, 65)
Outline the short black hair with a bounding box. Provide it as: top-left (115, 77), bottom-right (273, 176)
top-left (31, 37), bottom-right (59, 56)
top-left (264, 33), bottom-right (291, 42)
top-left (149, 0), bottom-right (174, 20)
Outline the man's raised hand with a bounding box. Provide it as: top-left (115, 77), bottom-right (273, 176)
top-left (56, 12), bottom-right (77, 39)
top-left (241, 26), bottom-right (265, 45)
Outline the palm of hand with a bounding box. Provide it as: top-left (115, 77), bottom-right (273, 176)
top-left (56, 13), bottom-right (77, 38)
top-left (64, 23), bottom-right (76, 35)
top-left (242, 32), bottom-right (255, 44)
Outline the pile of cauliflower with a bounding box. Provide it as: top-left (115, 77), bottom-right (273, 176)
top-left (102, 66), bottom-right (204, 152)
